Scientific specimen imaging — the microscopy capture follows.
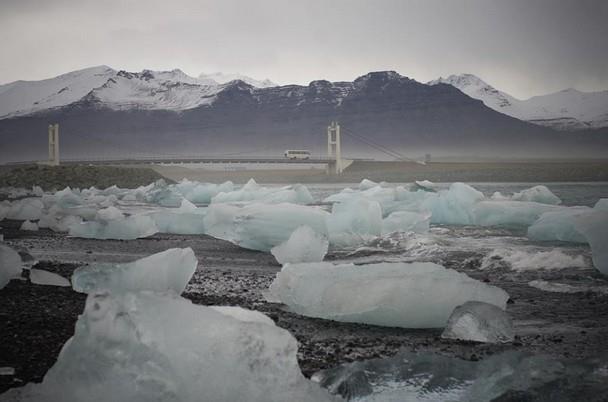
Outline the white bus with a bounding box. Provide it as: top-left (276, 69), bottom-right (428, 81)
top-left (284, 150), bottom-right (311, 160)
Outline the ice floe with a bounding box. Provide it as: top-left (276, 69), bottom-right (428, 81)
top-left (205, 202), bottom-right (329, 252)
top-left (0, 244), bottom-right (22, 289)
top-left (271, 225), bottom-right (329, 264)
top-left (326, 198), bottom-right (382, 248)
top-left (68, 214), bottom-right (158, 240)
top-left (267, 261), bottom-right (508, 328)
top-left (441, 301), bottom-right (514, 343)
top-left (29, 269), bottom-right (70, 287)
top-left (2, 291), bottom-right (336, 402)
top-left (19, 220), bottom-right (39, 231)
top-left (212, 179), bottom-right (313, 205)
top-left (72, 248), bottom-right (197, 294)
top-left (381, 210), bottom-right (431, 234)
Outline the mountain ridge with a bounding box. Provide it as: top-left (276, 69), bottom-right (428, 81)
top-left (2, 70), bottom-right (607, 163)
top-left (429, 74), bottom-right (608, 130)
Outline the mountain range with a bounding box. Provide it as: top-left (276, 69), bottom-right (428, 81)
top-left (0, 66), bottom-right (606, 163)
top-left (429, 74), bottom-right (608, 131)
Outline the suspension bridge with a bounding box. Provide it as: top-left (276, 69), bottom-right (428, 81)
top-left (12, 121), bottom-right (418, 175)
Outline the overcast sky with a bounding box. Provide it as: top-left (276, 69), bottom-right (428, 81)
top-left (1, 0), bottom-right (607, 99)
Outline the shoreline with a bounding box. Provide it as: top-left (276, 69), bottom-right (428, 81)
top-left (2, 219), bottom-right (607, 394)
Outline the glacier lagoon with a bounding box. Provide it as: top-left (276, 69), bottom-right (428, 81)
top-left (1, 180), bottom-right (608, 401)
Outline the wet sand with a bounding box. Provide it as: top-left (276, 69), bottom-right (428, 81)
top-left (2, 219), bottom-right (608, 394)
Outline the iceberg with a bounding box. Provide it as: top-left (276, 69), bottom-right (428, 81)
top-left (19, 220), bottom-right (39, 231)
top-left (6, 198), bottom-right (44, 221)
top-left (211, 179), bottom-right (314, 205)
top-left (2, 291), bottom-right (336, 402)
top-left (358, 179), bottom-right (379, 191)
top-left (326, 198), bottom-right (382, 248)
top-left (94, 206), bottom-right (124, 222)
top-left (527, 206), bottom-right (591, 243)
top-left (575, 210), bottom-right (608, 275)
top-left (203, 203), bottom-right (242, 242)
top-left (595, 198), bottom-right (608, 211)
top-left (474, 200), bottom-right (560, 227)
top-left (53, 187), bottom-right (84, 208)
top-left (147, 199), bottom-right (207, 235)
top-left (271, 225), bottom-right (329, 264)
top-left (30, 269), bottom-right (70, 287)
top-left (441, 301), bottom-right (514, 343)
top-left (511, 185), bottom-right (561, 205)
top-left (267, 261), bottom-right (508, 328)
top-left (174, 179), bottom-right (234, 204)
top-left (72, 248), bottom-right (198, 295)
top-left (226, 204), bottom-right (328, 251)
top-left (424, 182), bottom-right (485, 225)
top-left (382, 210), bottom-right (431, 234)
top-left (413, 179), bottom-right (437, 192)
top-left (68, 214), bottom-right (158, 240)
top-left (0, 244), bottom-right (22, 289)
top-left (39, 213), bottom-right (83, 233)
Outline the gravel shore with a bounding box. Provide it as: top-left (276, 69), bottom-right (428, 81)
top-left (2, 219), bottom-right (607, 394)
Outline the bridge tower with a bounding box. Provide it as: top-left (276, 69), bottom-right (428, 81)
top-left (327, 121), bottom-right (343, 174)
top-left (48, 123), bottom-right (60, 166)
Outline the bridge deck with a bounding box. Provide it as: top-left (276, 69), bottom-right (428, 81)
top-left (4, 156), bottom-right (371, 166)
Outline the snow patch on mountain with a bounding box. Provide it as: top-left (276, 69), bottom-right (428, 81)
top-left (199, 72), bottom-right (276, 88)
top-left (83, 69), bottom-right (222, 111)
top-left (430, 74), bottom-right (608, 130)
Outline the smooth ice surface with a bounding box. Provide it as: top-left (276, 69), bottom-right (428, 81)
top-left (148, 200), bottom-right (206, 235)
top-left (267, 261), bottom-right (509, 328)
top-left (382, 211), bottom-right (431, 234)
top-left (312, 350), bottom-right (608, 402)
top-left (206, 203), bottom-right (329, 252)
top-left (441, 301), bottom-right (514, 343)
top-left (271, 226), bottom-right (329, 264)
top-left (327, 198), bottom-right (382, 248)
top-left (511, 185), bottom-right (561, 205)
top-left (527, 206), bottom-right (591, 243)
top-left (68, 215), bottom-right (158, 240)
top-left (481, 248), bottom-right (588, 271)
top-left (30, 269), bottom-right (70, 287)
top-left (575, 210), bottom-right (608, 275)
top-left (1, 292), bottom-right (336, 402)
top-left (473, 200), bottom-right (560, 227)
top-left (19, 220), bottom-right (39, 231)
top-left (209, 306), bottom-right (276, 325)
top-left (72, 248), bottom-right (197, 295)
top-left (0, 244), bottom-right (22, 289)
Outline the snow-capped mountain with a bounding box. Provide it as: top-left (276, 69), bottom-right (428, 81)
top-left (0, 66), bottom-right (116, 119)
top-left (429, 74), bottom-right (608, 130)
top-left (0, 66), bottom-right (275, 119)
top-left (81, 69), bottom-right (223, 111)
top-left (198, 72), bottom-right (276, 88)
